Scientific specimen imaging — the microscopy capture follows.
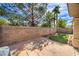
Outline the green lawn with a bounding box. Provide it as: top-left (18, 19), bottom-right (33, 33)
top-left (49, 33), bottom-right (68, 44)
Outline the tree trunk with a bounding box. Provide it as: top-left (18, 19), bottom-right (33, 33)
top-left (54, 13), bottom-right (56, 28)
top-left (56, 14), bottom-right (58, 29)
top-left (48, 20), bottom-right (51, 28)
top-left (30, 4), bottom-right (36, 27)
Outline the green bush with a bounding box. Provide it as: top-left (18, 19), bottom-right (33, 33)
top-left (0, 18), bottom-right (8, 26)
top-left (41, 23), bottom-right (50, 27)
top-left (58, 19), bottom-right (67, 28)
top-left (49, 33), bottom-right (68, 44)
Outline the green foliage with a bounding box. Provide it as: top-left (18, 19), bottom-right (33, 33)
top-left (52, 5), bottom-right (60, 28)
top-left (53, 5), bottom-right (60, 14)
top-left (0, 4), bottom-right (47, 26)
top-left (42, 11), bottom-right (54, 27)
top-left (0, 18), bottom-right (8, 26)
top-left (58, 19), bottom-right (67, 28)
top-left (49, 33), bottom-right (68, 44)
top-left (0, 7), bottom-right (7, 16)
top-left (46, 11), bottom-right (54, 20)
top-left (38, 6), bottom-right (47, 19)
top-left (38, 6), bottom-right (45, 13)
top-left (41, 22), bottom-right (49, 27)
top-left (16, 3), bottom-right (25, 10)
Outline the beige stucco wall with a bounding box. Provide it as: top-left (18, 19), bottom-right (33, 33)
top-left (73, 18), bottom-right (79, 38)
top-left (0, 26), bottom-right (57, 47)
top-left (72, 18), bottom-right (79, 48)
top-left (68, 3), bottom-right (79, 18)
top-left (68, 3), bottom-right (79, 48)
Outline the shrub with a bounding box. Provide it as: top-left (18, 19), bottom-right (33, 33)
top-left (0, 18), bottom-right (8, 26)
top-left (41, 23), bottom-right (50, 27)
top-left (58, 19), bottom-right (67, 28)
top-left (49, 33), bottom-right (68, 44)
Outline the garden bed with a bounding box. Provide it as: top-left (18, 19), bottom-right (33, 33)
top-left (49, 33), bottom-right (68, 44)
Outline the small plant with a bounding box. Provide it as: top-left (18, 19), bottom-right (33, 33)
top-left (49, 33), bottom-right (68, 44)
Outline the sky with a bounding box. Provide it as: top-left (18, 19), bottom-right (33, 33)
top-left (47, 3), bottom-right (73, 25)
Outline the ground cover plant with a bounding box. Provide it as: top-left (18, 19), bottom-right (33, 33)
top-left (49, 33), bottom-right (68, 44)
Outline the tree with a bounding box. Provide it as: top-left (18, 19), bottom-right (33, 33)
top-left (16, 3), bottom-right (47, 26)
top-left (52, 5), bottom-right (60, 28)
top-left (28, 3), bottom-right (47, 26)
top-left (0, 3), bottom-right (27, 26)
top-left (0, 3), bottom-right (47, 26)
top-left (0, 7), bottom-right (7, 16)
top-left (45, 11), bottom-right (54, 27)
top-left (58, 19), bottom-right (67, 28)
top-left (7, 13), bottom-right (21, 26)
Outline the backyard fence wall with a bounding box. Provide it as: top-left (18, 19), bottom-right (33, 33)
top-left (57, 28), bottom-right (73, 34)
top-left (0, 26), bottom-right (57, 47)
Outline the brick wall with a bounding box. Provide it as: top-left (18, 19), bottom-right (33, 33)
top-left (0, 26), bottom-right (57, 46)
